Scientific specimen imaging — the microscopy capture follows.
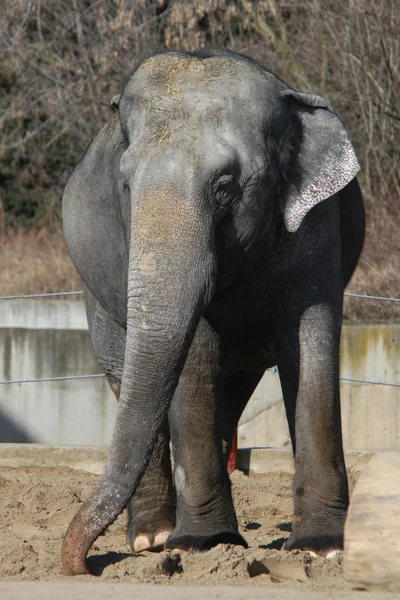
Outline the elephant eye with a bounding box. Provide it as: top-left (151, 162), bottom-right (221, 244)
top-left (215, 175), bottom-right (240, 208)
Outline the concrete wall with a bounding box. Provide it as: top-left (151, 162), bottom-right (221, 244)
top-left (0, 298), bottom-right (87, 330)
top-left (0, 299), bottom-right (399, 450)
top-left (0, 300), bottom-right (116, 445)
top-left (341, 325), bottom-right (400, 451)
top-left (239, 324), bottom-right (400, 451)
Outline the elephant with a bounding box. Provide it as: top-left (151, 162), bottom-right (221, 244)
top-left (61, 49), bottom-right (365, 575)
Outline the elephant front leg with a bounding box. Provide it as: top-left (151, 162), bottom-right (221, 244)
top-left (276, 300), bottom-right (348, 554)
top-left (165, 318), bottom-right (247, 551)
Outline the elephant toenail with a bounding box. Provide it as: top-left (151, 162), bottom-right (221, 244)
top-left (131, 535), bottom-right (151, 553)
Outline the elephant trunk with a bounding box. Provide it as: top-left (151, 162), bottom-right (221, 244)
top-left (61, 179), bottom-right (216, 575)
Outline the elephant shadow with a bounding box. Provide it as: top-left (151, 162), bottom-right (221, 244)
top-left (86, 551), bottom-right (132, 576)
top-left (259, 538), bottom-right (286, 550)
top-left (259, 524), bottom-right (291, 551)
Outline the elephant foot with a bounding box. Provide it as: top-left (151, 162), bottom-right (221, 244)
top-left (129, 529), bottom-right (173, 553)
top-left (286, 479), bottom-right (348, 555)
top-left (305, 549), bottom-right (341, 559)
top-left (284, 519), bottom-right (345, 555)
top-left (126, 507), bottom-right (175, 553)
top-left (165, 529), bottom-right (248, 551)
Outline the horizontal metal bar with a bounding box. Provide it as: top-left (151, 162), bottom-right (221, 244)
top-left (0, 291), bottom-right (84, 300)
top-left (344, 292), bottom-right (400, 302)
top-left (0, 374), bottom-right (105, 385)
top-left (0, 291), bottom-right (399, 302)
top-left (0, 372), bottom-right (399, 388)
top-left (270, 367), bottom-right (400, 388)
top-left (340, 376), bottom-right (400, 388)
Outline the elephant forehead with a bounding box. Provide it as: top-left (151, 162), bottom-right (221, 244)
top-left (127, 56), bottom-right (264, 151)
top-left (135, 95), bottom-right (226, 153)
top-left (131, 54), bottom-right (260, 112)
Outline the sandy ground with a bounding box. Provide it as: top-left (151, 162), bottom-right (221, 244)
top-left (0, 464), bottom-right (363, 594)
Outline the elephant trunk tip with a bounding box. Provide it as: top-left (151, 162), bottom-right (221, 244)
top-left (61, 511), bottom-right (93, 576)
top-left (61, 488), bottom-right (130, 575)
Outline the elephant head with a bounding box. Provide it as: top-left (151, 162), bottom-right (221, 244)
top-left (61, 50), bottom-right (359, 574)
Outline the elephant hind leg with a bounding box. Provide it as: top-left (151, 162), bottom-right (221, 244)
top-left (104, 382), bottom-right (176, 553)
top-left (126, 422), bottom-right (176, 553)
top-left (83, 284), bottom-right (176, 553)
top-left (220, 367), bottom-right (266, 466)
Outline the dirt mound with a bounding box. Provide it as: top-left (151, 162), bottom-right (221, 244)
top-left (0, 465), bottom-right (354, 593)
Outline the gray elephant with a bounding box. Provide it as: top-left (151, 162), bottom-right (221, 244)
top-left (61, 49), bottom-right (365, 575)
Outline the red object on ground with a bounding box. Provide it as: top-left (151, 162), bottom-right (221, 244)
top-left (227, 431), bottom-right (238, 474)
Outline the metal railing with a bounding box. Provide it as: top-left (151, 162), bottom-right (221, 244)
top-left (0, 291), bottom-right (83, 300)
top-left (1, 290), bottom-right (398, 302)
top-left (0, 290), bottom-right (399, 388)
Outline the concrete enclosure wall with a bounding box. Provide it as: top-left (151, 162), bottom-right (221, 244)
top-left (239, 323), bottom-right (400, 451)
top-left (0, 299), bottom-right (399, 450)
top-left (0, 300), bottom-right (116, 445)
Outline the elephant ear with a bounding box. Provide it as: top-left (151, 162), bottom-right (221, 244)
top-left (278, 88), bottom-right (360, 233)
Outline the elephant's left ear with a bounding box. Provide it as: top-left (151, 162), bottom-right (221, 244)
top-left (278, 89), bottom-right (360, 233)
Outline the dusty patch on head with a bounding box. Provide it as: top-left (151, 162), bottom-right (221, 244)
top-left (131, 54), bottom-right (244, 151)
top-left (138, 54), bottom-right (233, 86)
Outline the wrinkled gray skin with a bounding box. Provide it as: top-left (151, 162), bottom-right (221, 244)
top-left (61, 49), bottom-right (365, 575)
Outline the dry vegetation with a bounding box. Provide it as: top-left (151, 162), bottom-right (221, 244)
top-left (1, 0), bottom-right (399, 318)
top-left (0, 208), bottom-right (80, 296)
